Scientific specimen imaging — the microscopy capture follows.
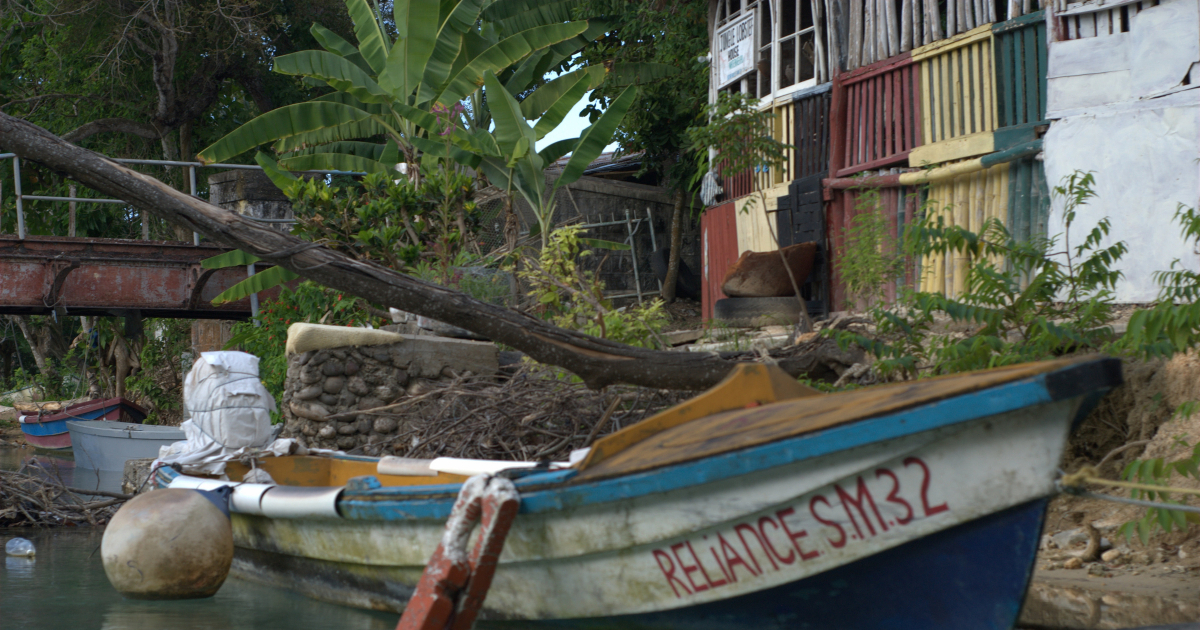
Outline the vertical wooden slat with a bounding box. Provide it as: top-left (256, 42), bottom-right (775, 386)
top-left (1037, 22), bottom-right (1048, 118)
top-left (901, 0), bottom-right (913, 51)
top-left (1022, 26), bottom-right (1040, 123)
top-left (921, 59), bottom-right (933, 144)
top-left (983, 40), bottom-right (994, 131)
top-left (948, 51), bottom-right (961, 139)
top-left (893, 67), bottom-right (904, 154)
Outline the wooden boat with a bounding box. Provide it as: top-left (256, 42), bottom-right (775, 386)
top-left (18, 398), bottom-right (147, 451)
top-left (155, 356), bottom-right (1121, 629)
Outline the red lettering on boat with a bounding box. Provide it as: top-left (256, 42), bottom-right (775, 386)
top-left (809, 495), bottom-right (846, 548)
top-left (756, 516), bottom-right (797, 564)
top-left (733, 523), bottom-right (774, 572)
top-left (671, 542), bottom-right (708, 592)
top-left (904, 456), bottom-right (949, 516)
top-left (718, 531), bottom-right (758, 579)
top-left (875, 468), bottom-right (913, 525)
top-left (686, 541), bottom-right (726, 588)
top-left (703, 535), bottom-right (734, 583)
top-left (775, 507), bottom-right (820, 560)
top-left (653, 549), bottom-right (691, 598)
top-left (836, 476), bottom-right (887, 538)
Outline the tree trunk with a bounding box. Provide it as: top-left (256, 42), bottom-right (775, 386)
top-left (0, 113), bottom-right (863, 390)
top-left (662, 189), bottom-right (686, 304)
top-left (9, 316), bottom-right (47, 372)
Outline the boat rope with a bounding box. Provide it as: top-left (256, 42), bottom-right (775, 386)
top-left (1057, 466), bottom-right (1200, 514)
top-left (1059, 465), bottom-right (1200, 498)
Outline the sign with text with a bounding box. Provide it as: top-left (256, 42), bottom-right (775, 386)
top-left (715, 12), bottom-right (756, 89)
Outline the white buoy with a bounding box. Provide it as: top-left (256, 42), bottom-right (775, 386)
top-left (5, 537), bottom-right (34, 557)
top-left (101, 488), bottom-right (233, 599)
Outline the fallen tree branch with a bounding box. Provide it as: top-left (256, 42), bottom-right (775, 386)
top-left (0, 113), bottom-right (863, 390)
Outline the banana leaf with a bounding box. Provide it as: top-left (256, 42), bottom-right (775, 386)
top-left (200, 250), bottom-right (262, 269)
top-left (436, 22), bottom-right (589, 106)
top-left (211, 266), bottom-right (301, 305)
top-left (344, 0), bottom-right (390, 73)
top-left (199, 102), bottom-right (379, 163)
top-left (274, 51), bottom-right (392, 105)
top-left (554, 85), bottom-right (636, 191)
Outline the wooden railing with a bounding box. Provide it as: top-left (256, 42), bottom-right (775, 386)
top-left (993, 11), bottom-right (1048, 129)
top-left (792, 85), bottom-right (832, 181)
top-left (913, 24), bottom-right (998, 150)
top-left (918, 161), bottom-right (1010, 296)
top-left (832, 54), bottom-right (922, 177)
top-left (1055, 0), bottom-right (1157, 40)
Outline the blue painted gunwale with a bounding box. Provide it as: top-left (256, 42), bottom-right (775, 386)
top-left (19, 418), bottom-right (69, 437)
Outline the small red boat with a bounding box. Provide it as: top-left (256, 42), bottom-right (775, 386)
top-left (18, 398), bottom-right (147, 451)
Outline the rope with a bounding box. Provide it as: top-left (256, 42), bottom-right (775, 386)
top-left (1057, 484), bottom-right (1200, 515)
top-left (1060, 465), bottom-right (1200, 498)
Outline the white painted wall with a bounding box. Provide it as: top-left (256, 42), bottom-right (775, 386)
top-left (1043, 91), bottom-right (1199, 302)
top-left (1044, 0), bottom-right (1200, 302)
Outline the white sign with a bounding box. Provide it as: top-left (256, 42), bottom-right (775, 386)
top-left (715, 12), bottom-right (756, 88)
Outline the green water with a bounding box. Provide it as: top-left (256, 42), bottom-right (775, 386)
top-left (0, 528), bottom-right (398, 630)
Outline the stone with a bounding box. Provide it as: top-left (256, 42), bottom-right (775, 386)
top-left (1064, 557), bottom-right (1083, 570)
top-left (373, 417), bottom-right (398, 433)
top-left (338, 389), bottom-right (358, 408)
top-left (294, 383), bottom-right (324, 401)
top-left (366, 346), bottom-right (392, 362)
top-left (355, 418), bottom-right (372, 434)
top-left (121, 458), bottom-right (157, 495)
top-left (373, 385), bottom-right (401, 403)
top-left (337, 436), bottom-right (358, 449)
top-left (358, 398), bottom-right (384, 411)
top-left (296, 350), bottom-right (315, 365)
top-left (311, 351), bottom-right (330, 365)
top-left (407, 379), bottom-right (435, 397)
top-left (317, 425), bottom-right (336, 439)
top-left (319, 393), bottom-right (340, 407)
top-left (347, 376), bottom-right (371, 396)
top-left (1101, 549), bottom-right (1123, 563)
top-left (1131, 551), bottom-right (1153, 565)
top-left (344, 360), bottom-right (359, 376)
top-left (290, 400), bottom-right (331, 422)
top-left (331, 349), bottom-right (347, 360)
top-left (337, 422), bottom-right (358, 435)
top-left (323, 377), bottom-right (345, 395)
top-left (299, 368), bottom-right (323, 385)
top-left (301, 422), bottom-right (317, 437)
top-left (321, 360), bottom-right (344, 376)
top-left (1086, 563), bottom-right (1107, 576)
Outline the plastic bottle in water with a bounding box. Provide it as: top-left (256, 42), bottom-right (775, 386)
top-left (5, 537), bottom-right (35, 557)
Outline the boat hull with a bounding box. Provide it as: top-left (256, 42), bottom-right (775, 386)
top-left (67, 421), bottom-right (184, 471)
top-left (18, 398), bottom-right (147, 451)
top-left (217, 398), bottom-right (1076, 622)
top-left (19, 424), bottom-right (73, 450)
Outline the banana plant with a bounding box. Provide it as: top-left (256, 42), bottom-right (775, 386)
top-left (456, 71), bottom-right (639, 249)
top-left (196, 0), bottom-right (611, 174)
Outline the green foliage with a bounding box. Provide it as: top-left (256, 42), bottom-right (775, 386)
top-left (574, 0), bottom-right (706, 192)
top-left (687, 91), bottom-right (791, 211)
top-left (835, 171), bottom-right (1127, 379)
top-left (518, 226), bottom-right (667, 348)
top-left (125, 320), bottom-right (192, 425)
top-left (838, 187), bottom-right (908, 308)
top-left (1115, 204), bottom-right (1200, 358)
top-left (1117, 403), bottom-right (1200, 545)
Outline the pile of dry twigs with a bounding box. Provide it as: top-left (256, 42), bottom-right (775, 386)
top-left (348, 365), bottom-right (697, 461)
top-left (0, 461), bottom-right (128, 527)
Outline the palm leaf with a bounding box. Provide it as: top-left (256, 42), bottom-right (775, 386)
top-left (538, 137), bottom-right (578, 164)
top-left (199, 102), bottom-right (378, 163)
top-left (384, 0), bottom-right (440, 97)
top-left (310, 24), bottom-right (359, 57)
top-left (344, 0), bottom-right (390, 73)
top-left (483, 71), bottom-right (536, 157)
top-left (278, 152), bottom-right (390, 174)
top-left (554, 85), bottom-right (636, 190)
top-left (272, 117), bottom-right (390, 154)
top-left (436, 22), bottom-right (589, 105)
top-left (201, 250), bottom-right (262, 269)
top-left (274, 50), bottom-right (392, 104)
top-left (211, 266), bottom-right (301, 305)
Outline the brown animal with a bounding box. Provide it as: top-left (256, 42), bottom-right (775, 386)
top-left (721, 242), bottom-right (818, 297)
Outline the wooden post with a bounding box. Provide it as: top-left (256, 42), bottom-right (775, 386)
top-left (848, 0), bottom-right (863, 69)
top-left (901, 0), bottom-right (913, 51)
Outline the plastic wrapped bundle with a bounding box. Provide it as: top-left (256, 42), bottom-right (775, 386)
top-left (156, 351), bottom-right (279, 475)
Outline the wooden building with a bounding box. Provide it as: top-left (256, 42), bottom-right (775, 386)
top-left (701, 0), bottom-right (1190, 316)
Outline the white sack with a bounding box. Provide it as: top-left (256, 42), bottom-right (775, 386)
top-left (156, 351), bottom-right (281, 475)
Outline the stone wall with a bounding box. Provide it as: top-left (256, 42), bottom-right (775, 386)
top-left (280, 335), bottom-right (498, 454)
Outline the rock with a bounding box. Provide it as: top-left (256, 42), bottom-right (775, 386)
top-left (338, 389), bottom-right (358, 408)
top-left (336, 422), bottom-right (358, 435)
top-left (1131, 551), bottom-right (1153, 565)
top-left (373, 385), bottom-right (401, 403)
top-left (355, 418), bottom-right (372, 434)
top-left (1064, 557), bottom-right (1083, 570)
top-left (1086, 563), bottom-right (1108, 576)
top-left (347, 376), bottom-right (371, 396)
top-left (317, 425), bottom-right (336, 439)
top-left (344, 360), bottom-right (359, 376)
top-left (290, 400), bottom-right (331, 422)
top-left (358, 397), bottom-right (384, 412)
top-left (300, 422), bottom-right (317, 437)
top-left (373, 417), bottom-right (398, 433)
top-left (323, 377), bottom-right (345, 395)
top-left (321, 360), bottom-right (344, 376)
top-left (294, 383), bottom-right (324, 401)
top-left (299, 368), bottom-right (323, 385)
top-left (296, 350), bottom-right (315, 366)
top-left (336, 436), bottom-right (358, 449)
top-left (121, 458), bottom-right (157, 495)
top-left (1101, 549), bottom-right (1123, 564)
top-left (331, 349), bottom-right (347, 360)
top-left (319, 393), bottom-right (339, 407)
top-left (407, 379), bottom-right (435, 397)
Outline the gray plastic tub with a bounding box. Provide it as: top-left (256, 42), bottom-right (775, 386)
top-left (66, 421), bottom-right (184, 472)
